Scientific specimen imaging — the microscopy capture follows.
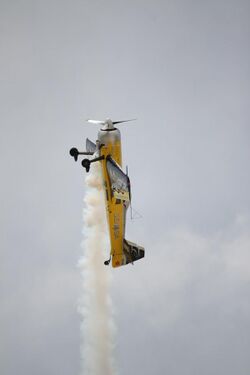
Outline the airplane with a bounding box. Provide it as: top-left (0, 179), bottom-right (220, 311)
top-left (69, 118), bottom-right (145, 268)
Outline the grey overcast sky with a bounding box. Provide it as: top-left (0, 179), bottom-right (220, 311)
top-left (1, 0), bottom-right (250, 374)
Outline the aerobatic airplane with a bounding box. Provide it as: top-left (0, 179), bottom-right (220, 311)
top-left (69, 118), bottom-right (145, 268)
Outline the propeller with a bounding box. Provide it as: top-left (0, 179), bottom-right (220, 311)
top-left (86, 118), bottom-right (136, 130)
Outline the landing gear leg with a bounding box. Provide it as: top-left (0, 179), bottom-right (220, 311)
top-left (82, 155), bottom-right (105, 172)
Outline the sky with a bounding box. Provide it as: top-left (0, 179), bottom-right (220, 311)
top-left (1, 0), bottom-right (250, 374)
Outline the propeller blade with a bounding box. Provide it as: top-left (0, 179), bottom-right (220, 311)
top-left (86, 119), bottom-right (106, 125)
top-left (113, 118), bottom-right (137, 125)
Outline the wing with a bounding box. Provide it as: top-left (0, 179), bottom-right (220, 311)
top-left (86, 138), bottom-right (96, 153)
top-left (106, 157), bottom-right (130, 202)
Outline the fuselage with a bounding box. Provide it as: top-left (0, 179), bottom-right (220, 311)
top-left (98, 128), bottom-right (128, 267)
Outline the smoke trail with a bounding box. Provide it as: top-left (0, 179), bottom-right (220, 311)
top-left (78, 163), bottom-right (116, 375)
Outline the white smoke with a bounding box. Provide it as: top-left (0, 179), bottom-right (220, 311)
top-left (78, 163), bottom-right (117, 375)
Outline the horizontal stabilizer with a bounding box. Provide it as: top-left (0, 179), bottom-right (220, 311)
top-left (123, 239), bottom-right (145, 265)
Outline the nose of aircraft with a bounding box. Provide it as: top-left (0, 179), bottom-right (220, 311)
top-left (101, 119), bottom-right (114, 131)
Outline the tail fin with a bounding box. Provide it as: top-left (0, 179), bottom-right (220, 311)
top-left (123, 239), bottom-right (145, 265)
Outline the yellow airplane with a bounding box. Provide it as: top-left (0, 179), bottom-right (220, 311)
top-left (70, 118), bottom-right (145, 268)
